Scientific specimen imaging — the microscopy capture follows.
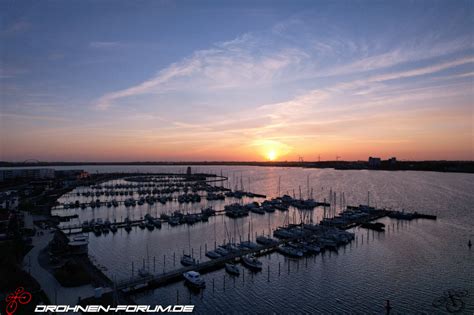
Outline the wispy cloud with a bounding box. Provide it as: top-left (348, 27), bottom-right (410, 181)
top-left (1, 19), bottom-right (30, 35)
top-left (0, 112), bottom-right (70, 122)
top-left (89, 41), bottom-right (121, 48)
top-left (327, 36), bottom-right (473, 76)
top-left (327, 56), bottom-right (474, 94)
top-left (0, 66), bottom-right (28, 79)
top-left (95, 34), bottom-right (309, 109)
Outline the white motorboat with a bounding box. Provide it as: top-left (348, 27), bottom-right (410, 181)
top-left (183, 271), bottom-right (205, 288)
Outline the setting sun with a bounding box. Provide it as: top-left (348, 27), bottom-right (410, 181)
top-left (266, 150), bottom-right (277, 161)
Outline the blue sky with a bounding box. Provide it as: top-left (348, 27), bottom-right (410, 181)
top-left (1, 0), bottom-right (473, 161)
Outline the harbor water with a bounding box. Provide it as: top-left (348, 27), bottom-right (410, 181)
top-left (49, 165), bottom-right (474, 313)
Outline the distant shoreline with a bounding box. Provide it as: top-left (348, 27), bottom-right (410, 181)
top-left (1, 160), bottom-right (473, 173)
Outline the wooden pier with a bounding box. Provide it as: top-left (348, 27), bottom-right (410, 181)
top-left (116, 240), bottom-right (281, 293)
top-left (110, 207), bottom-right (436, 294)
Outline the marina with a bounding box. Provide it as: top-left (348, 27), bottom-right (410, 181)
top-left (1, 165), bottom-right (473, 314)
top-left (2, 1), bottom-right (473, 313)
top-left (47, 168), bottom-right (443, 304)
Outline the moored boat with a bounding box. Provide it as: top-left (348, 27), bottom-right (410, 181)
top-left (225, 262), bottom-right (240, 276)
top-left (205, 250), bottom-right (221, 259)
top-left (183, 271), bottom-right (205, 288)
top-left (242, 255), bottom-right (262, 270)
top-left (180, 254), bottom-right (196, 266)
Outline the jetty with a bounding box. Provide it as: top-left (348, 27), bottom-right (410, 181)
top-left (112, 205), bottom-right (436, 293)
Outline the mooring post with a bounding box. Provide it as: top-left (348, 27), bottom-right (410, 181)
top-left (385, 300), bottom-right (392, 314)
top-left (153, 256), bottom-right (156, 272)
top-left (288, 260), bottom-right (290, 274)
top-left (163, 254), bottom-right (166, 273)
top-left (173, 252), bottom-right (176, 266)
top-left (223, 275), bottom-right (226, 291)
top-left (267, 265), bottom-right (270, 282)
top-left (205, 243), bottom-right (207, 252)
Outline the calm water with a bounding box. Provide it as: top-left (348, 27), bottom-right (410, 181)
top-left (49, 166), bottom-right (474, 313)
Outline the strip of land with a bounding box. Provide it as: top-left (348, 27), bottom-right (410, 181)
top-left (1, 160), bottom-right (473, 173)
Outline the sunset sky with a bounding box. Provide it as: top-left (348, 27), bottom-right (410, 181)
top-left (1, 1), bottom-right (473, 162)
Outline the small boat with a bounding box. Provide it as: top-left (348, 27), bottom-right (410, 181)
top-left (319, 238), bottom-right (338, 250)
top-left (277, 245), bottom-right (304, 258)
top-left (124, 224), bottom-right (132, 232)
top-left (110, 225), bottom-right (118, 233)
top-left (153, 219), bottom-right (162, 229)
top-left (138, 268), bottom-right (150, 278)
top-left (239, 241), bottom-right (260, 249)
top-left (205, 250), bottom-right (221, 259)
top-left (256, 235), bottom-right (278, 245)
top-left (360, 222), bottom-right (385, 232)
top-left (224, 243), bottom-right (240, 253)
top-left (301, 242), bottom-right (321, 254)
top-left (183, 271), bottom-right (205, 288)
top-left (93, 225), bottom-right (102, 236)
top-left (225, 263), bottom-right (240, 276)
top-left (139, 222), bottom-right (146, 229)
top-left (168, 217), bottom-right (180, 226)
top-left (180, 254), bottom-right (196, 266)
top-left (145, 221), bottom-right (155, 231)
top-left (242, 255), bottom-right (262, 270)
top-left (215, 247), bottom-right (229, 256)
top-left (101, 225), bottom-right (110, 234)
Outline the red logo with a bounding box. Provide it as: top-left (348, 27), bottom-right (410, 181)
top-left (5, 287), bottom-right (32, 315)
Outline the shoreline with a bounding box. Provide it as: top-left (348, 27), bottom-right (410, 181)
top-left (1, 160), bottom-right (473, 174)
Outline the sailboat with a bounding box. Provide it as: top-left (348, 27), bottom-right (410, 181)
top-left (206, 215), bottom-right (221, 258)
top-left (225, 262), bottom-right (240, 276)
top-left (242, 255), bottom-right (262, 270)
top-left (181, 224), bottom-right (196, 266)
